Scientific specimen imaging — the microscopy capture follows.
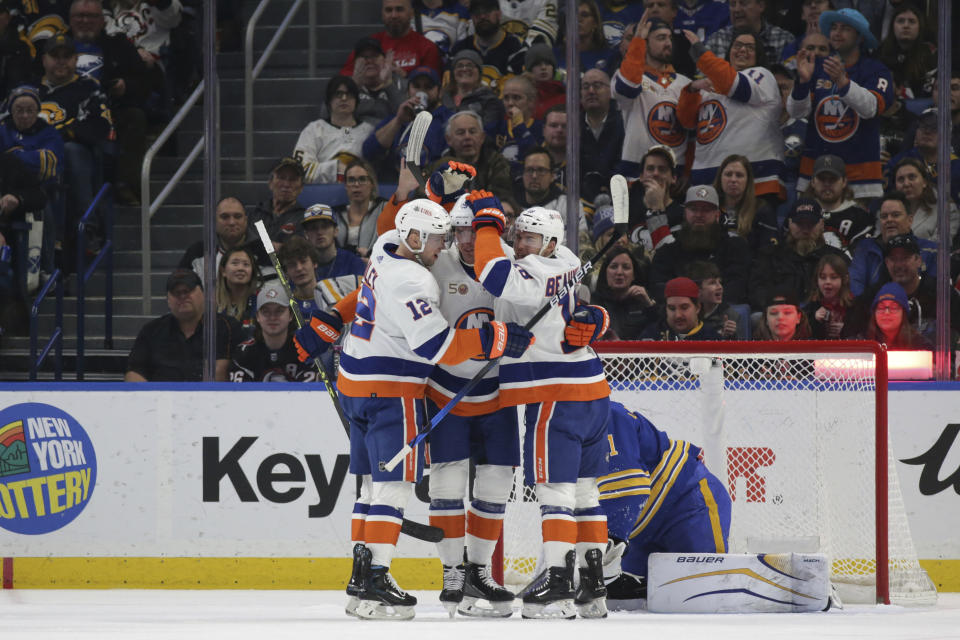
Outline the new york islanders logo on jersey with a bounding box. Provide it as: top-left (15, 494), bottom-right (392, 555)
top-left (696, 100), bottom-right (727, 145)
top-left (647, 101), bottom-right (684, 147)
top-left (456, 307), bottom-right (495, 360)
top-left (814, 96), bottom-right (859, 143)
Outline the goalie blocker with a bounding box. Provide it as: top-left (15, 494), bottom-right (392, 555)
top-left (646, 552), bottom-right (832, 613)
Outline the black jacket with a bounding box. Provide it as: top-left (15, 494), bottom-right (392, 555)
top-left (748, 242), bottom-right (847, 312)
top-left (649, 226), bottom-right (751, 304)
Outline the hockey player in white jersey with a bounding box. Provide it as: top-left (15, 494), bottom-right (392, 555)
top-left (294, 198), bottom-right (535, 620)
top-left (468, 191), bottom-right (613, 619)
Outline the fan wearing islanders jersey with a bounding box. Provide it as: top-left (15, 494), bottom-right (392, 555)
top-left (597, 401), bottom-right (731, 607)
top-left (786, 9), bottom-right (894, 200)
top-left (612, 16), bottom-right (691, 178)
top-left (294, 198), bottom-right (534, 621)
top-left (469, 190), bottom-right (613, 619)
top-left (676, 27), bottom-right (785, 200)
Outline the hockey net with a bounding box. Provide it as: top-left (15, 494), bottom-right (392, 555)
top-left (499, 341), bottom-right (937, 605)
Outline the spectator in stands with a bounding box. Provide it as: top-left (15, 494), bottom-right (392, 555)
top-left (524, 43), bottom-right (565, 121)
top-left (215, 246), bottom-right (260, 337)
top-left (412, 0), bottom-right (471, 59)
top-left (788, 8), bottom-right (894, 199)
top-left (432, 110), bottom-right (513, 200)
top-left (748, 198), bottom-right (847, 312)
top-left (68, 0), bottom-right (151, 206)
top-left (278, 235), bottom-right (327, 318)
top-left (553, 0), bottom-right (613, 73)
top-left (628, 145), bottom-right (684, 254)
top-left (772, 63), bottom-right (806, 218)
top-left (249, 157), bottom-right (307, 248)
top-left (597, 0), bottom-right (645, 50)
top-left (125, 268), bottom-right (237, 382)
top-left (498, 74), bottom-right (541, 171)
top-left (0, 152), bottom-right (46, 335)
top-left (499, 0), bottom-right (559, 47)
top-left (1, 85), bottom-right (64, 188)
top-left (686, 259), bottom-right (744, 339)
top-left (363, 65), bottom-right (452, 183)
top-left (640, 275), bottom-right (721, 340)
top-left (450, 0), bottom-right (525, 88)
top-left (755, 287), bottom-right (811, 341)
top-left (679, 27), bottom-right (785, 202)
top-left (580, 67), bottom-right (624, 203)
top-left (592, 245), bottom-right (656, 340)
top-left (541, 104), bottom-right (568, 187)
top-left (705, 0), bottom-right (794, 63)
top-left (293, 76), bottom-right (374, 185)
top-left (339, 0), bottom-right (441, 76)
top-left (649, 185), bottom-right (751, 304)
top-left (860, 281), bottom-right (932, 349)
top-left (179, 196), bottom-right (268, 284)
top-left (299, 204), bottom-right (366, 280)
top-left (580, 204), bottom-right (634, 281)
top-left (877, 3), bottom-right (935, 101)
top-left (350, 37), bottom-right (406, 126)
top-left (613, 14), bottom-right (691, 179)
top-left (801, 154), bottom-right (873, 254)
top-left (804, 252), bottom-right (854, 339)
top-left (333, 159), bottom-right (387, 259)
top-left (713, 154), bottom-right (778, 250)
top-left (887, 108), bottom-right (960, 209)
top-left (38, 34), bottom-right (113, 255)
top-left (0, 3), bottom-right (36, 100)
top-left (674, 0), bottom-right (730, 43)
top-left (640, 0), bottom-right (695, 78)
top-left (441, 48), bottom-right (505, 134)
top-left (778, 0), bottom-right (832, 72)
top-left (849, 190), bottom-right (936, 296)
top-left (514, 146), bottom-right (572, 215)
top-left (892, 157), bottom-right (959, 244)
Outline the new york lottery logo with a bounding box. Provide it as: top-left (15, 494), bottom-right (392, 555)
top-left (0, 403), bottom-right (97, 535)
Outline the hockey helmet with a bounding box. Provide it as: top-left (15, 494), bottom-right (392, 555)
top-left (515, 206), bottom-right (564, 255)
top-left (396, 198), bottom-right (451, 255)
top-left (449, 193), bottom-right (473, 229)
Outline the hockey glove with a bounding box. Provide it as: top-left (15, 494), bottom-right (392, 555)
top-left (292, 309), bottom-right (343, 363)
top-left (563, 304), bottom-right (610, 347)
top-left (426, 161), bottom-right (477, 205)
top-left (478, 321), bottom-right (535, 359)
top-left (467, 190), bottom-right (506, 234)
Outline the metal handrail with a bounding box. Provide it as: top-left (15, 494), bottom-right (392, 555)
top-left (244, 0), bottom-right (315, 180)
top-left (76, 183), bottom-right (115, 380)
top-left (29, 268), bottom-right (64, 381)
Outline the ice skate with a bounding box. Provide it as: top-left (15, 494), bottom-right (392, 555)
top-left (519, 550), bottom-right (577, 619)
top-left (574, 548), bottom-right (608, 618)
top-left (457, 561), bottom-right (515, 618)
top-left (345, 543), bottom-right (370, 617)
top-left (355, 566), bottom-right (417, 620)
top-left (605, 572), bottom-right (646, 612)
top-left (439, 564), bottom-right (465, 618)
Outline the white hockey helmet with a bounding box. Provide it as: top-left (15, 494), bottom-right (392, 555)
top-left (396, 198), bottom-right (451, 254)
top-left (449, 193), bottom-right (473, 229)
top-left (515, 206), bottom-right (564, 255)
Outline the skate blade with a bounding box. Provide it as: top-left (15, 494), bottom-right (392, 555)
top-left (345, 595), bottom-right (360, 617)
top-left (442, 601), bottom-right (460, 618)
top-left (355, 600), bottom-right (415, 620)
top-left (576, 597), bottom-right (608, 619)
top-left (520, 599), bottom-right (577, 619)
top-left (457, 596), bottom-right (514, 618)
top-left (607, 597), bottom-right (645, 612)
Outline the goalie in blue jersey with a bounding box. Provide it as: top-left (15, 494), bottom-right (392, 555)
top-left (598, 401), bottom-right (732, 608)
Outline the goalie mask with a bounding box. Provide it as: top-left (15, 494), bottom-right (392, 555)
top-left (396, 198), bottom-right (451, 256)
top-left (515, 206), bottom-right (564, 256)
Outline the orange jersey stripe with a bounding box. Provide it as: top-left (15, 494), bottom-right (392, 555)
top-left (576, 520), bottom-right (608, 544)
top-left (336, 377), bottom-right (428, 398)
top-left (541, 517), bottom-right (577, 544)
top-left (534, 402), bottom-right (554, 484)
top-left (351, 518), bottom-right (365, 542)
top-left (467, 511), bottom-right (504, 541)
top-left (364, 520), bottom-right (402, 545)
top-left (430, 514), bottom-right (466, 539)
top-left (425, 387), bottom-right (501, 416)
top-left (403, 398), bottom-right (418, 482)
top-left (800, 156), bottom-right (883, 182)
top-left (500, 380), bottom-right (610, 409)
top-left (754, 177), bottom-right (786, 200)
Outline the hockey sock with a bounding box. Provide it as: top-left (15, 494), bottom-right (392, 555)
top-left (575, 478), bottom-right (607, 566)
top-left (465, 464), bottom-right (513, 565)
top-left (351, 475), bottom-right (372, 544)
top-left (536, 482), bottom-right (577, 567)
top-left (428, 460), bottom-right (468, 566)
top-left (366, 481), bottom-right (412, 567)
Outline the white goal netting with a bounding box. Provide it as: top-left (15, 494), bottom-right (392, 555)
top-left (501, 341), bottom-right (937, 605)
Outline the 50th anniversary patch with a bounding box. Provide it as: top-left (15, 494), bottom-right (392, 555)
top-left (0, 403), bottom-right (97, 535)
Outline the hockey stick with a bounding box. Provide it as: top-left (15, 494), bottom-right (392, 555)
top-left (254, 221), bottom-right (443, 543)
top-left (384, 175), bottom-right (630, 472)
top-left (405, 110), bottom-right (433, 192)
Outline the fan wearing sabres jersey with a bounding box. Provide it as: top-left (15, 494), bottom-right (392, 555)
top-left (598, 401), bottom-right (731, 607)
top-left (787, 9), bottom-right (894, 199)
top-left (294, 197), bottom-right (534, 620)
top-left (469, 190), bottom-right (613, 619)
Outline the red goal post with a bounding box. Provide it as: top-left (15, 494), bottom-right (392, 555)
top-left (494, 340), bottom-right (937, 605)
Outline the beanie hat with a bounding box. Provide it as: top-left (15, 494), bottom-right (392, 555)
top-left (871, 282), bottom-right (909, 312)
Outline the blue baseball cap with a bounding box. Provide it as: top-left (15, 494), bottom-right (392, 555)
top-left (408, 65), bottom-right (439, 86)
top-left (820, 8), bottom-right (878, 50)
